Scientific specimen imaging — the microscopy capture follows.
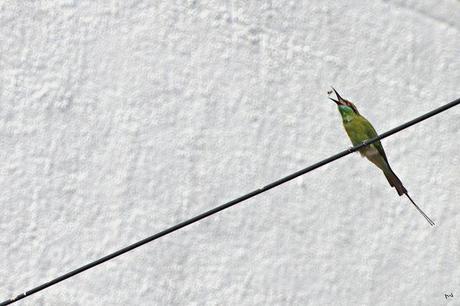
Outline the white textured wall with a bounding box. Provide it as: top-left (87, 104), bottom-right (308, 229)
top-left (1, 1), bottom-right (459, 305)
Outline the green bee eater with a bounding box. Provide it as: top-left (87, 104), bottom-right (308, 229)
top-left (329, 88), bottom-right (434, 226)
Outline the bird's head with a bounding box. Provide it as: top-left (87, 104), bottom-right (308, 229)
top-left (329, 87), bottom-right (360, 117)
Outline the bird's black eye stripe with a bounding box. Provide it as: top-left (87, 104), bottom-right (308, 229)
top-left (347, 102), bottom-right (360, 115)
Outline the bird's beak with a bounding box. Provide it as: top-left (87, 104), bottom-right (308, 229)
top-left (328, 97), bottom-right (339, 104)
top-left (329, 87), bottom-right (345, 105)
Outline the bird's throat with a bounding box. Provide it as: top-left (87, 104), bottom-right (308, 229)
top-left (341, 113), bottom-right (354, 123)
top-left (338, 105), bottom-right (356, 123)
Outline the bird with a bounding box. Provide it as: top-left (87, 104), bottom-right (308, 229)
top-left (328, 87), bottom-right (435, 226)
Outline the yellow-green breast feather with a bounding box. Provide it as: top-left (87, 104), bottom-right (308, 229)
top-left (343, 115), bottom-right (390, 170)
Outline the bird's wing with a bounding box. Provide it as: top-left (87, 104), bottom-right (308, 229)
top-left (361, 116), bottom-right (391, 164)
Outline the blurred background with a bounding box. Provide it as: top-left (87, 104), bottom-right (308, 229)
top-left (0, 1), bottom-right (459, 305)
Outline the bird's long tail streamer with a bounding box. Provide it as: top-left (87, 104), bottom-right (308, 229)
top-left (405, 193), bottom-right (435, 226)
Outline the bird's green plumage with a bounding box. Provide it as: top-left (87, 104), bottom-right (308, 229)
top-left (337, 104), bottom-right (404, 196)
top-left (339, 105), bottom-right (390, 172)
top-left (330, 90), bottom-right (434, 225)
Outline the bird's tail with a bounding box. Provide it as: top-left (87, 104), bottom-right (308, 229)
top-left (383, 168), bottom-right (435, 226)
top-left (405, 193), bottom-right (435, 226)
top-left (383, 167), bottom-right (406, 196)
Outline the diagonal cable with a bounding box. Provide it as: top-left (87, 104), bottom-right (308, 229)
top-left (1, 97), bottom-right (459, 306)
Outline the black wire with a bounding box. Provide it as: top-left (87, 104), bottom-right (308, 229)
top-left (2, 97), bottom-right (459, 305)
